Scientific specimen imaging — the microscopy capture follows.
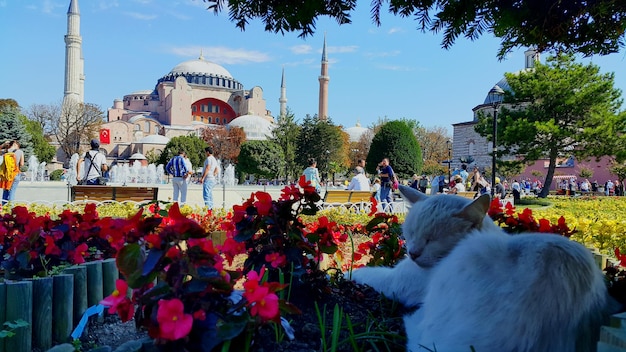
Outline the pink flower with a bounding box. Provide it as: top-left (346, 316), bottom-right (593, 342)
top-left (156, 298), bottom-right (193, 341)
top-left (265, 252), bottom-right (287, 268)
top-left (70, 243), bottom-right (89, 264)
top-left (100, 280), bottom-right (134, 322)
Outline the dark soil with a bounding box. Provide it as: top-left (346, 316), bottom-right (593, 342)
top-left (81, 273), bottom-right (408, 352)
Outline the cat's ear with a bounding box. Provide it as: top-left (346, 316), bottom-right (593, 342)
top-left (398, 185), bottom-right (428, 204)
top-left (454, 194), bottom-right (491, 228)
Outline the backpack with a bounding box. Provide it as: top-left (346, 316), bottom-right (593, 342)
top-left (0, 152), bottom-right (19, 190)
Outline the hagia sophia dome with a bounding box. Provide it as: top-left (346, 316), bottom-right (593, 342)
top-left (344, 122), bottom-right (370, 142)
top-left (229, 114), bottom-right (275, 140)
top-left (168, 57), bottom-right (234, 78)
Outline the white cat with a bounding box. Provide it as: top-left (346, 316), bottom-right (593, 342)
top-left (351, 185), bottom-right (610, 352)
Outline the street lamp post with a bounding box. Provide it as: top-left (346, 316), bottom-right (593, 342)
top-left (486, 85), bottom-right (505, 196)
top-left (446, 140), bottom-right (451, 186)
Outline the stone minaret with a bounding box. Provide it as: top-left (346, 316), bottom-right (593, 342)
top-left (63, 0), bottom-right (84, 106)
top-left (318, 34), bottom-right (329, 121)
top-left (279, 67), bottom-right (287, 118)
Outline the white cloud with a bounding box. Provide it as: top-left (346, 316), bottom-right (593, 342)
top-left (325, 45), bottom-right (358, 54)
top-left (169, 46), bottom-right (271, 64)
top-left (387, 27), bottom-right (404, 34)
top-left (364, 50), bottom-right (401, 58)
top-left (123, 12), bottom-right (157, 20)
top-left (290, 45), bottom-right (312, 55)
top-left (376, 64), bottom-right (414, 71)
top-left (40, 0), bottom-right (64, 14)
top-left (97, 0), bottom-right (119, 10)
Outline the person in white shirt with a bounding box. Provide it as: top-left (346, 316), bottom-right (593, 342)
top-left (448, 175), bottom-right (466, 194)
top-left (346, 167), bottom-right (370, 191)
top-left (200, 146), bottom-right (219, 209)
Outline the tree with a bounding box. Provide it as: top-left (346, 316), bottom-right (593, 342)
top-left (0, 99), bottom-right (19, 110)
top-left (271, 110), bottom-right (301, 182)
top-left (202, 126), bottom-right (246, 163)
top-left (295, 115), bottom-right (349, 181)
top-left (474, 53), bottom-right (625, 198)
top-left (54, 101), bottom-right (104, 161)
top-left (157, 135), bottom-right (207, 171)
top-left (204, 0), bottom-right (626, 59)
top-left (26, 103), bottom-right (60, 135)
top-left (237, 140), bottom-right (285, 180)
top-left (414, 125), bottom-right (450, 176)
top-left (366, 120), bottom-right (422, 179)
top-left (0, 107), bottom-right (33, 163)
top-left (20, 115), bottom-right (55, 164)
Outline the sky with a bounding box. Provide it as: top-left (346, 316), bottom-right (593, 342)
top-left (1, 0), bottom-right (625, 136)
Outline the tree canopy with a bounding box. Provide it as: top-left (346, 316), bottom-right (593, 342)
top-left (295, 115), bottom-right (349, 179)
top-left (474, 53), bottom-right (625, 197)
top-left (204, 0), bottom-right (626, 59)
top-left (271, 110), bottom-right (301, 182)
top-left (366, 120), bottom-right (422, 179)
top-left (237, 140), bottom-right (285, 180)
top-left (158, 135), bottom-right (208, 172)
top-left (0, 107), bottom-right (34, 162)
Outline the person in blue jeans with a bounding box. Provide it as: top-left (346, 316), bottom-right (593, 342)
top-left (376, 158), bottom-right (395, 212)
top-left (200, 146), bottom-right (219, 210)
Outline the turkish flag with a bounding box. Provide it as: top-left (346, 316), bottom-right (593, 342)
top-left (99, 129), bottom-right (111, 144)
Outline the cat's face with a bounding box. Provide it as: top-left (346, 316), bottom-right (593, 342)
top-left (399, 185), bottom-right (493, 268)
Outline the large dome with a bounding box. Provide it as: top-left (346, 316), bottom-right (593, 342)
top-left (229, 114), bottom-right (274, 140)
top-left (169, 56), bottom-right (233, 79)
top-left (344, 122), bottom-right (370, 142)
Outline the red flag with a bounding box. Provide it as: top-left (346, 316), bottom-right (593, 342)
top-left (99, 129), bottom-right (110, 144)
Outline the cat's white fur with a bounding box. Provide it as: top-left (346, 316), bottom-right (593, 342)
top-left (351, 185), bottom-right (609, 352)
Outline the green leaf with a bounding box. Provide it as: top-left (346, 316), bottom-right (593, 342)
top-left (216, 312), bottom-right (249, 340)
top-left (116, 244), bottom-right (144, 288)
top-left (365, 217), bottom-right (386, 232)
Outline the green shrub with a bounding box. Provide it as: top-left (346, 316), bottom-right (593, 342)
top-left (49, 169), bottom-right (64, 181)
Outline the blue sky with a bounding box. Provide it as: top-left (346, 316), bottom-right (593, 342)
top-left (1, 0), bottom-right (625, 135)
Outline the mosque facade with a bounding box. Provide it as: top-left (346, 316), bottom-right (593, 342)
top-left (59, 0), bottom-right (368, 168)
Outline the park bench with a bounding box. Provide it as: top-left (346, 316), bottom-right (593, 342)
top-left (322, 190), bottom-right (373, 210)
top-left (71, 185), bottom-right (159, 202)
top-left (454, 191), bottom-right (478, 199)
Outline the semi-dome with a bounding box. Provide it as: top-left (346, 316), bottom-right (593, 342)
top-left (129, 153), bottom-right (147, 160)
top-left (169, 56), bottom-right (232, 79)
top-left (229, 114), bottom-right (274, 140)
top-left (482, 77), bottom-right (511, 105)
top-left (344, 122), bottom-right (370, 142)
top-left (138, 134), bottom-right (169, 145)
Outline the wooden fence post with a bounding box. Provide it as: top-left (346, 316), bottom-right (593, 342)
top-left (32, 277), bottom-right (53, 350)
top-left (63, 266), bottom-right (88, 325)
top-left (52, 274), bottom-right (74, 344)
top-left (0, 281), bottom-right (6, 352)
top-left (102, 258), bottom-right (119, 297)
top-left (5, 281), bottom-right (33, 352)
top-left (83, 261), bottom-right (103, 307)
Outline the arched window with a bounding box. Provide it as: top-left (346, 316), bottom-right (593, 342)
top-left (468, 141), bottom-right (475, 157)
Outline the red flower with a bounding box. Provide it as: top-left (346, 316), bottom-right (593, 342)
top-left (44, 235), bottom-right (61, 256)
top-left (280, 184), bottom-right (302, 201)
top-left (253, 192), bottom-right (273, 216)
top-left (156, 298), bottom-right (193, 341)
top-left (298, 175), bottom-right (317, 194)
top-left (145, 234), bottom-right (162, 249)
top-left (615, 248), bottom-right (626, 267)
top-left (165, 246), bottom-right (181, 260)
top-left (70, 243), bottom-right (89, 264)
top-left (368, 197), bottom-right (379, 216)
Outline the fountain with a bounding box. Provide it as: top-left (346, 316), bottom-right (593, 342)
top-left (222, 164), bottom-right (237, 186)
top-left (37, 162), bottom-right (47, 181)
top-left (107, 161), bottom-right (165, 185)
top-left (28, 155), bottom-right (39, 182)
top-left (66, 153), bottom-right (79, 186)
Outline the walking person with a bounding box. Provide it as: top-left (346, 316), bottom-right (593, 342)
top-left (3, 140), bottom-right (24, 202)
top-left (376, 158), bottom-right (395, 212)
top-left (302, 158), bottom-right (321, 193)
top-left (418, 175), bottom-right (428, 194)
top-left (76, 139), bottom-right (108, 186)
top-left (200, 147), bottom-right (219, 210)
top-left (166, 150), bottom-right (190, 204)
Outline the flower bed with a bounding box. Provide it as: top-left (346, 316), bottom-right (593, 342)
top-left (1, 188), bottom-right (625, 351)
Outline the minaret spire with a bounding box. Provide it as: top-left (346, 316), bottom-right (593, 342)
top-left (318, 33), bottom-right (329, 121)
top-left (279, 67), bottom-right (287, 118)
top-left (63, 0), bottom-right (84, 106)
